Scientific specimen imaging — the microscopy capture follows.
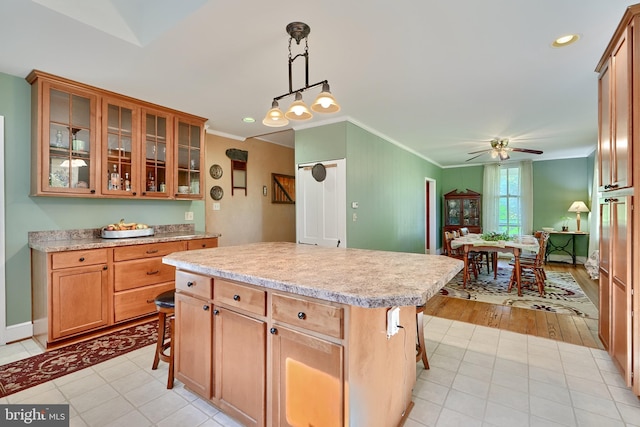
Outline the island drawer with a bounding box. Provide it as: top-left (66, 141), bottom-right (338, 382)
top-left (113, 241), bottom-right (186, 262)
top-left (51, 249), bottom-right (109, 270)
top-left (186, 238), bottom-right (218, 250)
top-left (176, 271), bottom-right (213, 299)
top-left (114, 282), bottom-right (175, 322)
top-left (272, 294), bottom-right (343, 339)
top-left (214, 280), bottom-right (266, 316)
top-left (114, 258), bottom-right (176, 291)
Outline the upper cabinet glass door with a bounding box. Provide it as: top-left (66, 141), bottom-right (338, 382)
top-left (44, 83), bottom-right (96, 194)
top-left (102, 98), bottom-right (137, 195)
top-left (175, 118), bottom-right (202, 198)
top-left (142, 109), bottom-right (171, 197)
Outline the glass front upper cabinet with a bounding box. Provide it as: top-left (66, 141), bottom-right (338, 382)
top-left (41, 82), bottom-right (97, 195)
top-left (142, 109), bottom-right (172, 198)
top-left (102, 97), bottom-right (138, 195)
top-left (175, 118), bottom-right (203, 198)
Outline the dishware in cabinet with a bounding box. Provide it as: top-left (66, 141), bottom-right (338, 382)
top-left (27, 71), bottom-right (98, 196)
top-left (141, 108), bottom-right (173, 198)
top-left (101, 96), bottom-right (139, 195)
top-left (175, 116), bottom-right (205, 198)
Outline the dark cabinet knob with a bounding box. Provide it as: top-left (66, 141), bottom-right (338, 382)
top-left (297, 312), bottom-right (306, 320)
top-left (132, 192), bottom-right (137, 196)
top-left (79, 257), bottom-right (85, 262)
top-left (270, 327), bottom-right (277, 335)
top-left (103, 265), bottom-right (108, 270)
top-left (203, 305), bottom-right (210, 311)
top-left (90, 189), bottom-right (96, 194)
top-left (213, 309), bottom-right (219, 315)
top-left (187, 281), bottom-right (194, 287)
top-left (233, 294), bottom-right (240, 301)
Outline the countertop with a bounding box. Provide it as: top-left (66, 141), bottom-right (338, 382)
top-left (163, 242), bottom-right (463, 308)
top-left (28, 224), bottom-right (220, 252)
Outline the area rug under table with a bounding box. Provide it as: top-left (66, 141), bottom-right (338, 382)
top-left (441, 262), bottom-right (598, 319)
top-left (0, 320), bottom-right (158, 398)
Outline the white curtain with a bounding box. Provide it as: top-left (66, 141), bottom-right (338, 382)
top-left (482, 164), bottom-right (500, 232)
top-left (482, 161), bottom-right (533, 235)
top-left (520, 160), bottom-right (534, 234)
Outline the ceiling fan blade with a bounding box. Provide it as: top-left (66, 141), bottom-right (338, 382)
top-left (466, 152), bottom-right (488, 162)
top-left (510, 147), bottom-right (543, 155)
top-left (467, 149), bottom-right (491, 155)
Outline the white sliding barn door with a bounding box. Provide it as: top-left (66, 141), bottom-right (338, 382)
top-left (296, 159), bottom-right (346, 248)
top-left (1, 117), bottom-right (5, 344)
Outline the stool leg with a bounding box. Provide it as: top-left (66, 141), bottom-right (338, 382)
top-left (415, 306), bottom-right (430, 370)
top-left (167, 316), bottom-right (174, 389)
top-left (152, 311), bottom-right (166, 370)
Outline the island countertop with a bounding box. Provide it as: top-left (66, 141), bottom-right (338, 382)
top-left (163, 242), bottom-right (463, 308)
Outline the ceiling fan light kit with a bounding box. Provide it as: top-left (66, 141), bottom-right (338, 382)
top-left (262, 22), bottom-right (341, 127)
top-left (466, 137), bottom-right (543, 162)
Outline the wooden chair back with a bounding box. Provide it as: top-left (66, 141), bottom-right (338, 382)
top-left (533, 231), bottom-right (550, 266)
top-left (459, 227), bottom-right (470, 236)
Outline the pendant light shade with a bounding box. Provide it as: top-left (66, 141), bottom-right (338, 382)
top-left (262, 100), bottom-right (289, 127)
top-left (285, 92), bottom-right (312, 121)
top-left (311, 82), bottom-right (340, 113)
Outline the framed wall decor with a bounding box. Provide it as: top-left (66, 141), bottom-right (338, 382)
top-left (272, 173), bottom-right (295, 204)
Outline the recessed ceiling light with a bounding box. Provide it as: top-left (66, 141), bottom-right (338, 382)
top-left (552, 34), bottom-right (580, 48)
top-left (243, 117), bottom-right (255, 123)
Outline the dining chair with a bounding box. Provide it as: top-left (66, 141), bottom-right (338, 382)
top-left (508, 231), bottom-right (550, 296)
top-left (444, 231), bottom-right (480, 281)
top-left (459, 227), bottom-right (494, 275)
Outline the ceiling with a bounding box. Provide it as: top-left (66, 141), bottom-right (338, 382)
top-left (0, 0), bottom-right (631, 167)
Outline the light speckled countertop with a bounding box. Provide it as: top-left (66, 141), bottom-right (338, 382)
top-left (163, 242), bottom-right (463, 308)
top-left (29, 224), bottom-right (220, 252)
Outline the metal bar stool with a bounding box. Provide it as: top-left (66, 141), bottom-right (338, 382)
top-left (151, 290), bottom-right (175, 389)
top-left (415, 304), bottom-right (430, 369)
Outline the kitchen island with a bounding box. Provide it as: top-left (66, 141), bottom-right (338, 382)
top-left (163, 242), bottom-right (462, 427)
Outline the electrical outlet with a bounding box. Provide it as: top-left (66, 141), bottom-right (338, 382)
top-left (213, 203), bottom-right (220, 211)
top-left (386, 307), bottom-right (400, 338)
top-left (352, 213), bottom-right (358, 222)
top-left (184, 211), bottom-right (194, 220)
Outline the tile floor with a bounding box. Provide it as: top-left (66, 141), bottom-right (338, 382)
top-left (1, 315), bottom-right (639, 426)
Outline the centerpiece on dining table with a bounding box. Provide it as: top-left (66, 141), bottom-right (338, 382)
top-left (479, 232), bottom-right (512, 242)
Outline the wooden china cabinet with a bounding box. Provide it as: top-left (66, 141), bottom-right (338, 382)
top-left (443, 189), bottom-right (482, 235)
top-left (595, 3), bottom-right (639, 397)
top-left (27, 70), bottom-right (205, 200)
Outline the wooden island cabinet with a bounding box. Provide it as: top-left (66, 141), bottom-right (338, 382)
top-left (164, 242), bottom-right (463, 427)
top-left (29, 225), bottom-right (218, 349)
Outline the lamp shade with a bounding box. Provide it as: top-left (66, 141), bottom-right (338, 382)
top-left (311, 82), bottom-right (341, 113)
top-left (262, 101), bottom-right (289, 127)
top-left (285, 92), bottom-right (313, 121)
top-left (568, 201), bottom-right (589, 212)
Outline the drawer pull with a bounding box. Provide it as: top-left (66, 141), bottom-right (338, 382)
top-left (146, 270), bottom-right (160, 275)
top-left (203, 305), bottom-right (210, 311)
top-left (213, 309), bottom-right (219, 315)
top-left (79, 257), bottom-right (85, 262)
top-left (146, 299), bottom-right (154, 304)
top-left (233, 294), bottom-right (241, 301)
top-left (103, 265), bottom-right (108, 270)
top-left (187, 281), bottom-right (194, 287)
top-left (146, 249), bottom-right (159, 254)
top-left (201, 244), bottom-right (206, 248)
top-left (297, 312), bottom-right (306, 320)
top-left (270, 327), bottom-right (277, 335)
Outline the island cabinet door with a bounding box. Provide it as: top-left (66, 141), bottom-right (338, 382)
top-left (270, 325), bottom-right (343, 427)
top-left (213, 306), bottom-right (266, 427)
top-left (175, 293), bottom-right (213, 399)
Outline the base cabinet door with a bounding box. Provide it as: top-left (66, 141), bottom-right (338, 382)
top-left (214, 307), bottom-right (266, 427)
top-left (175, 293), bottom-right (213, 398)
top-left (51, 264), bottom-right (109, 339)
top-left (270, 325), bottom-right (343, 427)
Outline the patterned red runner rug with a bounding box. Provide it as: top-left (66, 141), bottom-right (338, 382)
top-left (0, 320), bottom-right (158, 398)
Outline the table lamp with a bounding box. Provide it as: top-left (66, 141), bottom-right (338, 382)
top-left (568, 201), bottom-right (589, 232)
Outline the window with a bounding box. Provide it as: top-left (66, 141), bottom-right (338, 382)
top-left (498, 166), bottom-right (521, 235)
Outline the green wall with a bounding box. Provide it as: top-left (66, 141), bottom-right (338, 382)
top-left (441, 166), bottom-right (484, 195)
top-left (296, 122), bottom-right (442, 253)
top-left (1, 72), bottom-right (205, 327)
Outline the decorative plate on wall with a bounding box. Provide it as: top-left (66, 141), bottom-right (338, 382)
top-left (209, 164), bottom-right (223, 179)
top-left (210, 185), bottom-right (224, 200)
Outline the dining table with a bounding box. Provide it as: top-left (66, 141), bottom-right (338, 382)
top-left (450, 234), bottom-right (540, 296)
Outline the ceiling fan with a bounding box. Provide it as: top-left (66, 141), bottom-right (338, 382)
top-left (466, 138), bottom-right (543, 162)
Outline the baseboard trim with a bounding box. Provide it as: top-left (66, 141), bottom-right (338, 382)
top-left (3, 322), bottom-right (33, 345)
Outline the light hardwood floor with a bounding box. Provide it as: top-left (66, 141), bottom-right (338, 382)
top-left (424, 262), bottom-right (604, 349)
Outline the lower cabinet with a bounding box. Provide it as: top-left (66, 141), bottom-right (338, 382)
top-left (270, 325), bottom-right (343, 427)
top-left (215, 307), bottom-right (266, 427)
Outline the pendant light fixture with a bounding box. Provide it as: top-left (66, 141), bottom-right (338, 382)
top-left (263, 22), bottom-right (340, 127)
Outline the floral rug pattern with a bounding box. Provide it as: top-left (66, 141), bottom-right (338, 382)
top-left (0, 321), bottom-right (158, 398)
top-left (440, 263), bottom-right (598, 319)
